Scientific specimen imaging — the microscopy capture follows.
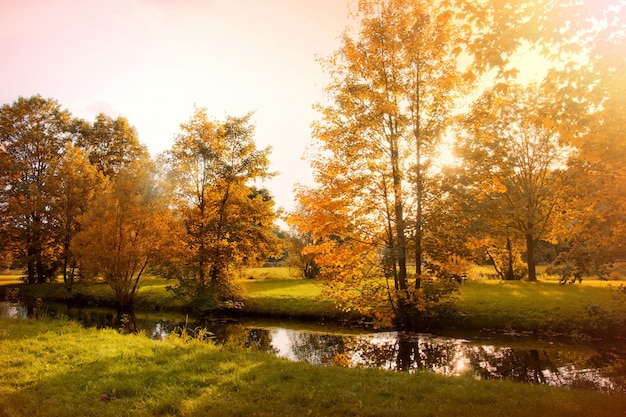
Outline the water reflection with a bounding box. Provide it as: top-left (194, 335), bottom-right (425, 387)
top-left (2, 300), bottom-right (625, 393)
top-left (1, 300), bottom-right (26, 319)
top-left (256, 328), bottom-right (626, 393)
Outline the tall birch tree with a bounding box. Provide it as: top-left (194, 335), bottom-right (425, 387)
top-left (292, 0), bottom-right (466, 327)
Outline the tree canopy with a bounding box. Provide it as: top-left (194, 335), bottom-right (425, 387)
top-left (0, 97), bottom-right (282, 312)
top-left (163, 108), bottom-right (281, 306)
top-left (72, 160), bottom-right (172, 311)
top-left (0, 95), bottom-right (76, 283)
top-left (289, 0), bottom-right (626, 328)
top-left (1, 0), bottom-right (625, 327)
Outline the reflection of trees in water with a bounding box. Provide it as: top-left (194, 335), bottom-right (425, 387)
top-left (258, 330), bottom-right (625, 393)
top-left (63, 306), bottom-right (116, 329)
top-left (603, 356), bottom-right (626, 393)
top-left (467, 347), bottom-right (558, 384)
top-left (270, 331), bottom-right (463, 373)
top-left (465, 346), bottom-right (624, 392)
top-left (346, 333), bottom-right (462, 373)
top-left (559, 348), bottom-right (626, 392)
top-left (210, 325), bottom-right (276, 354)
top-left (284, 331), bottom-right (346, 365)
top-left (346, 336), bottom-right (397, 369)
top-left (243, 328), bottom-right (274, 352)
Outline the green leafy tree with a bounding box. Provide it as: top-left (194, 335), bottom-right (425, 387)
top-left (164, 108), bottom-right (280, 307)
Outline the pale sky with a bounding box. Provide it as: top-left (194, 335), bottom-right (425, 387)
top-left (0, 0), bottom-right (354, 213)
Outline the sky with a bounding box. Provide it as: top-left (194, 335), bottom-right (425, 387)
top-left (0, 0), bottom-right (354, 213)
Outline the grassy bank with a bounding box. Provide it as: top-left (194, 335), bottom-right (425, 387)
top-left (454, 279), bottom-right (626, 336)
top-left (0, 317), bottom-right (624, 417)
top-left (0, 269), bottom-right (340, 320)
top-left (3, 268), bottom-right (626, 336)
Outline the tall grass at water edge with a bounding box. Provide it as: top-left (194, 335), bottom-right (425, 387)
top-left (0, 317), bottom-right (624, 417)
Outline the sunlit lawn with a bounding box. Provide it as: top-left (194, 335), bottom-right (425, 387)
top-left (0, 274), bottom-right (22, 286)
top-left (239, 277), bottom-right (339, 319)
top-left (1, 317), bottom-right (624, 417)
top-left (239, 266), bottom-right (303, 280)
top-left (455, 276), bottom-right (626, 335)
top-left (2, 267), bottom-right (626, 334)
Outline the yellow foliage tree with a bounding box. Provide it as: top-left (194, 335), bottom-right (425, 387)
top-left (292, 0), bottom-right (467, 328)
top-left (49, 142), bottom-right (102, 290)
top-left (164, 109), bottom-right (281, 307)
top-left (72, 160), bottom-right (173, 312)
top-left (453, 83), bottom-right (572, 281)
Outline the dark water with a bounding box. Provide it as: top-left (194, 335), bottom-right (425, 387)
top-left (2, 300), bottom-right (625, 393)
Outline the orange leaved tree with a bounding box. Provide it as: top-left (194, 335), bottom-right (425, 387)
top-left (163, 108), bottom-right (281, 309)
top-left (72, 160), bottom-right (173, 312)
top-left (291, 0), bottom-right (469, 328)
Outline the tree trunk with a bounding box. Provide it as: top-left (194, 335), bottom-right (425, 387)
top-left (505, 238), bottom-right (515, 281)
top-left (526, 233), bottom-right (537, 281)
top-left (35, 253), bottom-right (46, 283)
top-left (390, 129), bottom-right (410, 327)
top-left (414, 160), bottom-right (423, 289)
top-left (391, 146), bottom-right (407, 291)
top-left (413, 83), bottom-right (422, 290)
top-left (26, 246), bottom-right (37, 284)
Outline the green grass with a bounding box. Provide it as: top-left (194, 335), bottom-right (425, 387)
top-left (0, 317), bottom-right (624, 417)
top-left (454, 279), bottom-right (626, 336)
top-left (0, 270), bottom-right (341, 321)
top-left (237, 267), bottom-right (339, 318)
top-left (240, 267), bottom-right (303, 280)
top-left (3, 267), bottom-right (626, 335)
top-left (240, 278), bottom-right (340, 319)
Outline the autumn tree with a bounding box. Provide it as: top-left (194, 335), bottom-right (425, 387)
top-left (292, 0), bottom-right (467, 328)
top-left (453, 84), bottom-right (571, 281)
top-left (446, 0), bottom-right (626, 280)
top-left (75, 113), bottom-right (149, 179)
top-left (72, 160), bottom-right (172, 312)
top-left (49, 142), bottom-right (101, 290)
top-left (542, 1), bottom-right (626, 274)
top-left (286, 229), bottom-right (319, 279)
top-left (0, 95), bottom-right (76, 283)
top-left (164, 108), bottom-right (280, 307)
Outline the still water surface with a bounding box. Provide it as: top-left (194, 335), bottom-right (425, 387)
top-left (2, 300), bottom-right (625, 393)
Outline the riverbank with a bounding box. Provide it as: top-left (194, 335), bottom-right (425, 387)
top-left (3, 270), bottom-right (626, 337)
top-left (0, 317), bottom-right (624, 417)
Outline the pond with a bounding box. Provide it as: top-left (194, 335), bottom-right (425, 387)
top-left (2, 300), bottom-right (625, 393)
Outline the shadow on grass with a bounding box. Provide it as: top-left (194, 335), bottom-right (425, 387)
top-left (1, 320), bottom-right (625, 417)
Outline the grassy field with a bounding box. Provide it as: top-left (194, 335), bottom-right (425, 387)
top-left (454, 279), bottom-right (626, 336)
top-left (0, 273), bottom-right (22, 286)
top-left (3, 267), bottom-right (626, 335)
top-left (0, 317), bottom-right (624, 417)
top-left (240, 276), bottom-right (340, 319)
